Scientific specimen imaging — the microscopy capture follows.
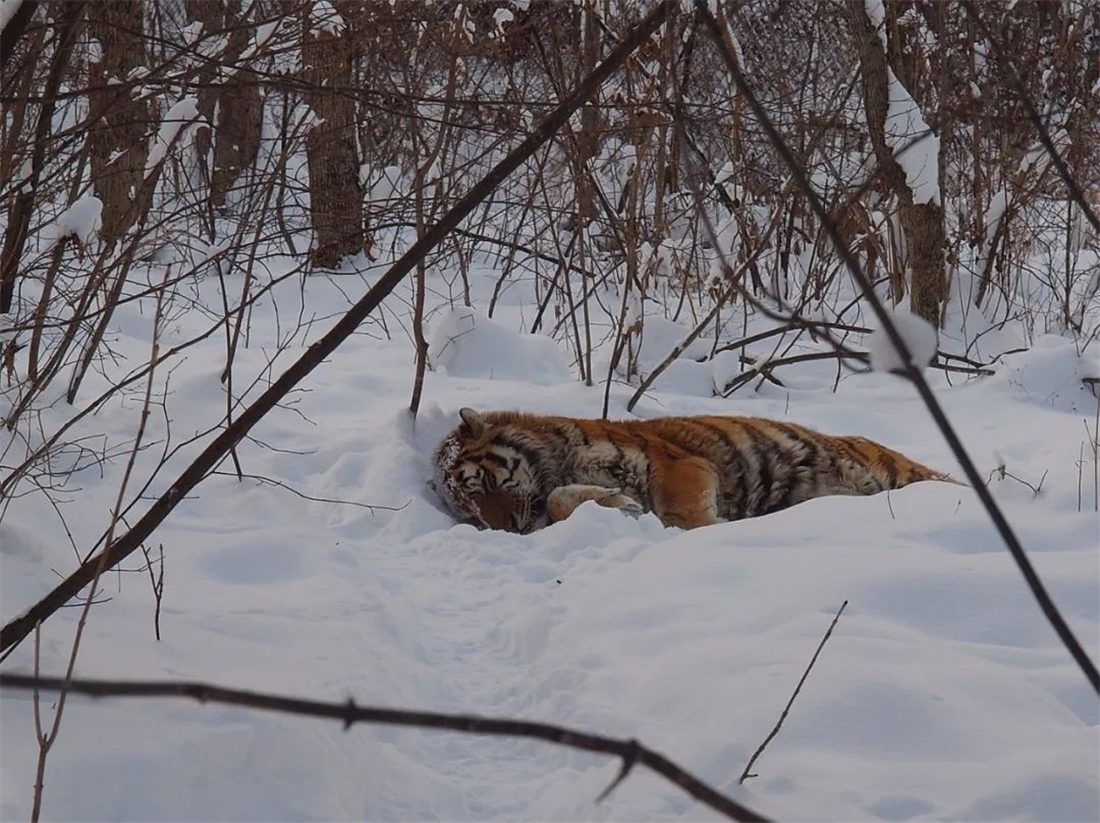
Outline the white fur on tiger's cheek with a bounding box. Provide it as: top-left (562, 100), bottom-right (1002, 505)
top-left (431, 432), bottom-right (475, 522)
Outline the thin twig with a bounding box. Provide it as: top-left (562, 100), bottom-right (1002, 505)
top-left (739, 600), bottom-right (848, 785)
top-left (139, 543), bottom-right (164, 641)
top-left (0, 673), bottom-right (770, 823)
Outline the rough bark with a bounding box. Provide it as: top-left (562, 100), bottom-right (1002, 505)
top-left (87, 0), bottom-right (150, 244)
top-left (848, 0), bottom-right (946, 326)
top-left (186, 0), bottom-right (262, 209)
top-left (302, 3), bottom-right (365, 268)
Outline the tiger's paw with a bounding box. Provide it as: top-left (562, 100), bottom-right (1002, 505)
top-left (547, 484), bottom-right (645, 523)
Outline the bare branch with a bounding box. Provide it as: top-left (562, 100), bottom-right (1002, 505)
top-left (739, 600), bottom-right (848, 784)
top-left (0, 673), bottom-right (770, 823)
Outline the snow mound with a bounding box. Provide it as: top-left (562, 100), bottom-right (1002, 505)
top-left (990, 334), bottom-right (1099, 413)
top-left (49, 195), bottom-right (103, 247)
top-left (632, 314), bottom-right (712, 370)
top-left (428, 308), bottom-right (571, 385)
top-left (868, 310), bottom-right (938, 372)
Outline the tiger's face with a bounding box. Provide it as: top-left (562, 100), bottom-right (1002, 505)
top-left (431, 408), bottom-right (547, 534)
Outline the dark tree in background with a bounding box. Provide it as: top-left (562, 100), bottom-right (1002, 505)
top-left (302, 0), bottom-right (365, 268)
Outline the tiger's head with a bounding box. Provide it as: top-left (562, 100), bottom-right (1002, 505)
top-left (431, 408), bottom-right (549, 533)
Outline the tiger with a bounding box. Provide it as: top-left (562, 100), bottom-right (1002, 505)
top-left (430, 408), bottom-right (957, 533)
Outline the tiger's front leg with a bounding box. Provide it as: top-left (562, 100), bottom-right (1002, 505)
top-left (547, 484), bottom-right (645, 523)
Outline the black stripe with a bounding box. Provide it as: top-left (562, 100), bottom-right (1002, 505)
top-left (596, 422), bottom-right (633, 488)
top-left (546, 423), bottom-right (573, 466)
top-left (737, 423), bottom-right (781, 516)
top-left (768, 422), bottom-right (826, 512)
top-left (491, 434), bottom-right (545, 484)
top-left (575, 424), bottom-right (592, 448)
top-left (877, 448), bottom-right (900, 488)
top-left (689, 420), bottom-right (750, 520)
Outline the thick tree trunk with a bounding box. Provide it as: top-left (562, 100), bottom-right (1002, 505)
top-left (186, 0), bottom-right (262, 209)
top-left (848, 0), bottom-right (946, 326)
top-left (899, 200), bottom-right (946, 324)
top-left (87, 0), bottom-right (150, 244)
top-left (302, 4), bottom-right (364, 269)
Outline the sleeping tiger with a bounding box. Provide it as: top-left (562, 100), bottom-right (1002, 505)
top-left (431, 408), bottom-right (956, 533)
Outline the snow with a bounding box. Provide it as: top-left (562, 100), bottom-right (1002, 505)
top-left (985, 186), bottom-right (1011, 242)
top-left (1, 262), bottom-right (1097, 822)
top-left (493, 7), bottom-right (514, 34)
top-left (310, 0), bottom-right (345, 36)
top-left (45, 195), bottom-right (103, 248)
top-left (868, 309), bottom-right (939, 372)
top-left (884, 69), bottom-right (941, 205)
top-left (0, 0), bottom-right (21, 36)
top-left (428, 307), bottom-right (571, 385)
top-left (145, 97), bottom-right (199, 178)
top-left (182, 21), bottom-right (203, 44)
top-left (863, 0), bottom-right (887, 50)
top-left (238, 20), bottom-right (281, 63)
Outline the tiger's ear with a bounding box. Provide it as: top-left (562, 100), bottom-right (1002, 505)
top-left (458, 407), bottom-right (486, 437)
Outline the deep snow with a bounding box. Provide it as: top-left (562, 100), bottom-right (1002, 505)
top-left (1, 259), bottom-right (1098, 822)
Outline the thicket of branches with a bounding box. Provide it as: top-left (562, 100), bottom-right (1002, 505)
top-left (1, 0), bottom-right (1099, 817)
top-left (3, 1), bottom-right (1097, 489)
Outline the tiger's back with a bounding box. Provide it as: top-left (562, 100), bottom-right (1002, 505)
top-left (432, 408), bottom-right (955, 532)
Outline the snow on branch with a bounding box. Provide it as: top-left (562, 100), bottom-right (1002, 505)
top-left (145, 97), bottom-right (200, 178)
top-left (884, 69), bottom-right (940, 205)
top-left (310, 0), bottom-right (345, 36)
top-left (46, 196), bottom-right (103, 248)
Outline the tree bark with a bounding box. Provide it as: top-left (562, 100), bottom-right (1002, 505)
top-left (302, 3), bottom-right (365, 268)
top-left (87, 0), bottom-right (150, 245)
top-left (0, 1), bottom-right (84, 316)
top-left (847, 0), bottom-right (946, 326)
top-left (186, 0), bottom-right (262, 209)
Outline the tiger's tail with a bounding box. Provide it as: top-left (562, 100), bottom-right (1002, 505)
top-left (843, 436), bottom-right (964, 490)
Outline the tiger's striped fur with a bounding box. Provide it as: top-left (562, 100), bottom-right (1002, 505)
top-left (431, 408), bottom-right (956, 532)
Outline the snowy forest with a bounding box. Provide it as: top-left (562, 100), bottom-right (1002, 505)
top-left (1, 0), bottom-right (1098, 820)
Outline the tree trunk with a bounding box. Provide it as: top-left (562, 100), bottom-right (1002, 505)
top-left (302, 3), bottom-right (364, 269)
top-left (847, 0), bottom-right (946, 326)
top-left (87, 0), bottom-right (150, 245)
top-left (186, 0), bottom-right (262, 209)
top-left (0, 1), bottom-right (83, 317)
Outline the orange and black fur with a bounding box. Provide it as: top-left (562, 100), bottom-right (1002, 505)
top-left (431, 408), bottom-right (956, 533)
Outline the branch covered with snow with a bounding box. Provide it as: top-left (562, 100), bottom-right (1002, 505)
top-left (145, 97), bottom-right (200, 178)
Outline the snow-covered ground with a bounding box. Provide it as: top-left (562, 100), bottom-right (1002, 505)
top-left (2, 259), bottom-right (1098, 822)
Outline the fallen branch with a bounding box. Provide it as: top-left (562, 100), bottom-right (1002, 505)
top-left (0, 673), bottom-right (770, 823)
top-left (739, 601), bottom-right (847, 784)
top-left (721, 349), bottom-right (994, 396)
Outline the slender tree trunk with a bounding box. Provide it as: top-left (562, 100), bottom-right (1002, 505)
top-left (0, 1), bottom-right (83, 316)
